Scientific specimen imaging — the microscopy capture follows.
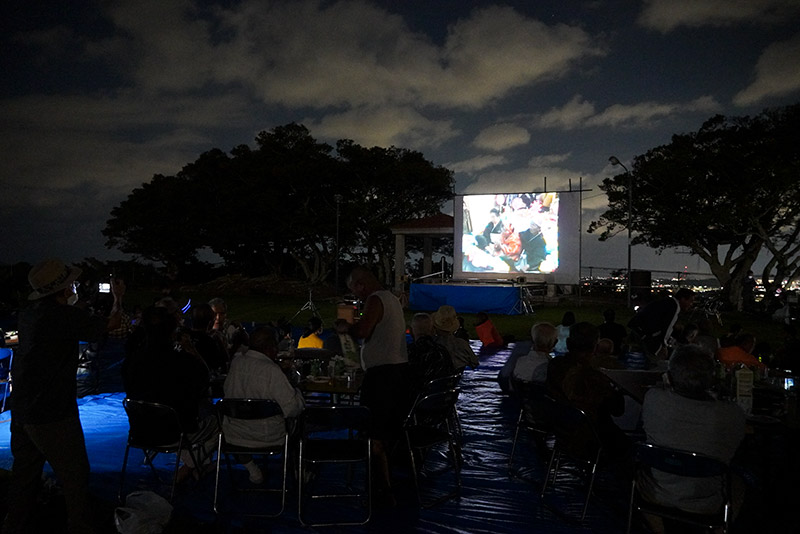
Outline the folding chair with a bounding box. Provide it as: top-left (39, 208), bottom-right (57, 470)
top-left (404, 389), bottom-right (462, 508)
top-left (417, 371), bottom-right (464, 446)
top-left (627, 442), bottom-right (731, 534)
top-left (540, 399), bottom-right (603, 521)
top-left (213, 398), bottom-right (289, 517)
top-left (0, 348), bottom-right (13, 413)
top-left (119, 398), bottom-right (207, 502)
top-left (508, 381), bottom-right (554, 472)
top-left (298, 405), bottom-right (372, 527)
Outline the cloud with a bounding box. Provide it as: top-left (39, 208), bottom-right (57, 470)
top-left (733, 33), bottom-right (800, 106)
top-left (534, 95), bottom-right (721, 129)
top-left (306, 106), bottom-right (459, 149)
top-left (447, 155), bottom-right (509, 175)
top-left (473, 123), bottom-right (530, 151)
top-left (463, 159), bottom-right (592, 196)
top-left (528, 153), bottom-right (572, 167)
top-left (97, 1), bottom-right (603, 110)
top-left (638, 0), bottom-right (800, 33)
top-left (535, 95), bottom-right (596, 129)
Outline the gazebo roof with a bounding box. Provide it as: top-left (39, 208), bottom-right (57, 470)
top-left (390, 213), bottom-right (454, 236)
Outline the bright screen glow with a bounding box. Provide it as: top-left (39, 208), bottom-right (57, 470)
top-left (453, 191), bottom-right (580, 284)
top-left (460, 192), bottom-right (559, 274)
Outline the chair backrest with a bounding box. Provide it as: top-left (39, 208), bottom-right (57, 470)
top-left (406, 389), bottom-right (460, 427)
top-left (517, 383), bottom-right (554, 426)
top-left (216, 398), bottom-right (283, 421)
top-left (301, 405), bottom-right (371, 437)
top-left (419, 372), bottom-right (462, 397)
top-left (123, 398), bottom-right (183, 447)
top-left (549, 398), bottom-right (602, 461)
top-left (635, 442), bottom-right (728, 478)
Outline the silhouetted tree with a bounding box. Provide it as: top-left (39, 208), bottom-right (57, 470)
top-left (589, 104), bottom-right (800, 309)
top-left (104, 124), bottom-right (454, 284)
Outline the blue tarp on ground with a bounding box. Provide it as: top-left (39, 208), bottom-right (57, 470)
top-left (410, 284), bottom-right (521, 315)
top-left (0, 339), bottom-right (795, 533)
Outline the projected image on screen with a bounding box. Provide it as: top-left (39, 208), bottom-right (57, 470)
top-left (461, 192), bottom-right (559, 274)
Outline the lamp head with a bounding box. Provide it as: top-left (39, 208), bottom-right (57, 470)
top-left (608, 156), bottom-right (621, 166)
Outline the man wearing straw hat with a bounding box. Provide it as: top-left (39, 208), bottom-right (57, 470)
top-left (4, 259), bottom-right (125, 534)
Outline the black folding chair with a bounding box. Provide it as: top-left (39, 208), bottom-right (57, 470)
top-left (540, 398), bottom-right (603, 521)
top-left (404, 389), bottom-right (462, 508)
top-left (213, 398), bottom-right (289, 517)
top-left (417, 371), bottom-right (464, 446)
top-left (627, 442), bottom-right (731, 534)
top-left (298, 405), bottom-right (372, 527)
top-left (119, 398), bottom-right (207, 502)
top-left (508, 380), bottom-right (554, 473)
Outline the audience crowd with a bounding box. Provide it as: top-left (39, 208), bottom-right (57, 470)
top-left (5, 260), bottom-right (797, 532)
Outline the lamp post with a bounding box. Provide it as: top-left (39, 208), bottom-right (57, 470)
top-left (609, 156), bottom-right (632, 308)
top-left (334, 194), bottom-right (343, 291)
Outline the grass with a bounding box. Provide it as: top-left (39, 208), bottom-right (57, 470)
top-left (128, 287), bottom-right (787, 347)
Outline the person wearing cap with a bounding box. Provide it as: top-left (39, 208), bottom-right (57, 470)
top-left (432, 305), bottom-right (478, 370)
top-left (4, 259), bottom-right (124, 534)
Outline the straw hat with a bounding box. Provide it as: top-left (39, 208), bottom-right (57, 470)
top-left (27, 258), bottom-right (82, 300)
top-left (431, 305), bottom-right (460, 332)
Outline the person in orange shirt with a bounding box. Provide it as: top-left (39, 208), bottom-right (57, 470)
top-left (716, 333), bottom-right (766, 370)
top-left (475, 311), bottom-right (504, 348)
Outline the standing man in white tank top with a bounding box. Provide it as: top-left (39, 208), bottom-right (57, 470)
top-left (347, 265), bottom-right (410, 506)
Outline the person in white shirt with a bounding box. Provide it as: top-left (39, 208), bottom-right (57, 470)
top-left (512, 322), bottom-right (557, 386)
top-left (223, 326), bottom-right (304, 483)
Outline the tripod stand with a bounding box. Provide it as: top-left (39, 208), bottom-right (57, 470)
top-left (291, 288), bottom-right (322, 324)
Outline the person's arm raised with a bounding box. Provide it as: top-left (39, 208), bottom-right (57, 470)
top-left (107, 278), bottom-right (126, 331)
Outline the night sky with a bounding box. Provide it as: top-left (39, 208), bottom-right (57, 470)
top-left (2, 0), bottom-right (798, 275)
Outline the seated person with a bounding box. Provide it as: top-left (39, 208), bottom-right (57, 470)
top-left (475, 208), bottom-right (504, 250)
top-left (640, 344), bottom-right (746, 521)
top-left (716, 333), bottom-right (766, 370)
top-left (475, 311), bottom-right (504, 348)
top-left (511, 322), bottom-right (557, 387)
top-left (432, 305), bottom-right (479, 369)
top-left (323, 318), bottom-right (361, 369)
top-left (454, 316), bottom-right (470, 342)
top-left (546, 322), bottom-right (628, 457)
top-left (694, 318), bottom-right (720, 356)
top-left (518, 220), bottom-right (547, 271)
top-left (554, 311), bottom-right (575, 355)
top-left (591, 338), bottom-right (624, 370)
top-left (493, 224), bottom-right (522, 271)
top-left (208, 297), bottom-right (249, 357)
top-left (122, 306), bottom-right (217, 479)
top-left (223, 326), bottom-right (305, 483)
top-left (407, 313), bottom-right (456, 394)
top-left (597, 309), bottom-right (627, 356)
top-left (188, 302), bottom-right (230, 374)
top-left (297, 316), bottom-right (324, 349)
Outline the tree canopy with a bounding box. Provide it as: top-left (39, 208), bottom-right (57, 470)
top-left (103, 124), bottom-right (454, 284)
top-left (589, 104), bottom-right (800, 308)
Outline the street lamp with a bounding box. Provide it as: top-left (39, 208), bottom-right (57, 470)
top-left (609, 156), bottom-right (632, 308)
top-left (334, 194), bottom-right (343, 291)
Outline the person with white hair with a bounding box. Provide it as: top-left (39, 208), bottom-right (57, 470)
top-left (640, 344), bottom-right (746, 524)
top-left (512, 322), bottom-right (557, 386)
